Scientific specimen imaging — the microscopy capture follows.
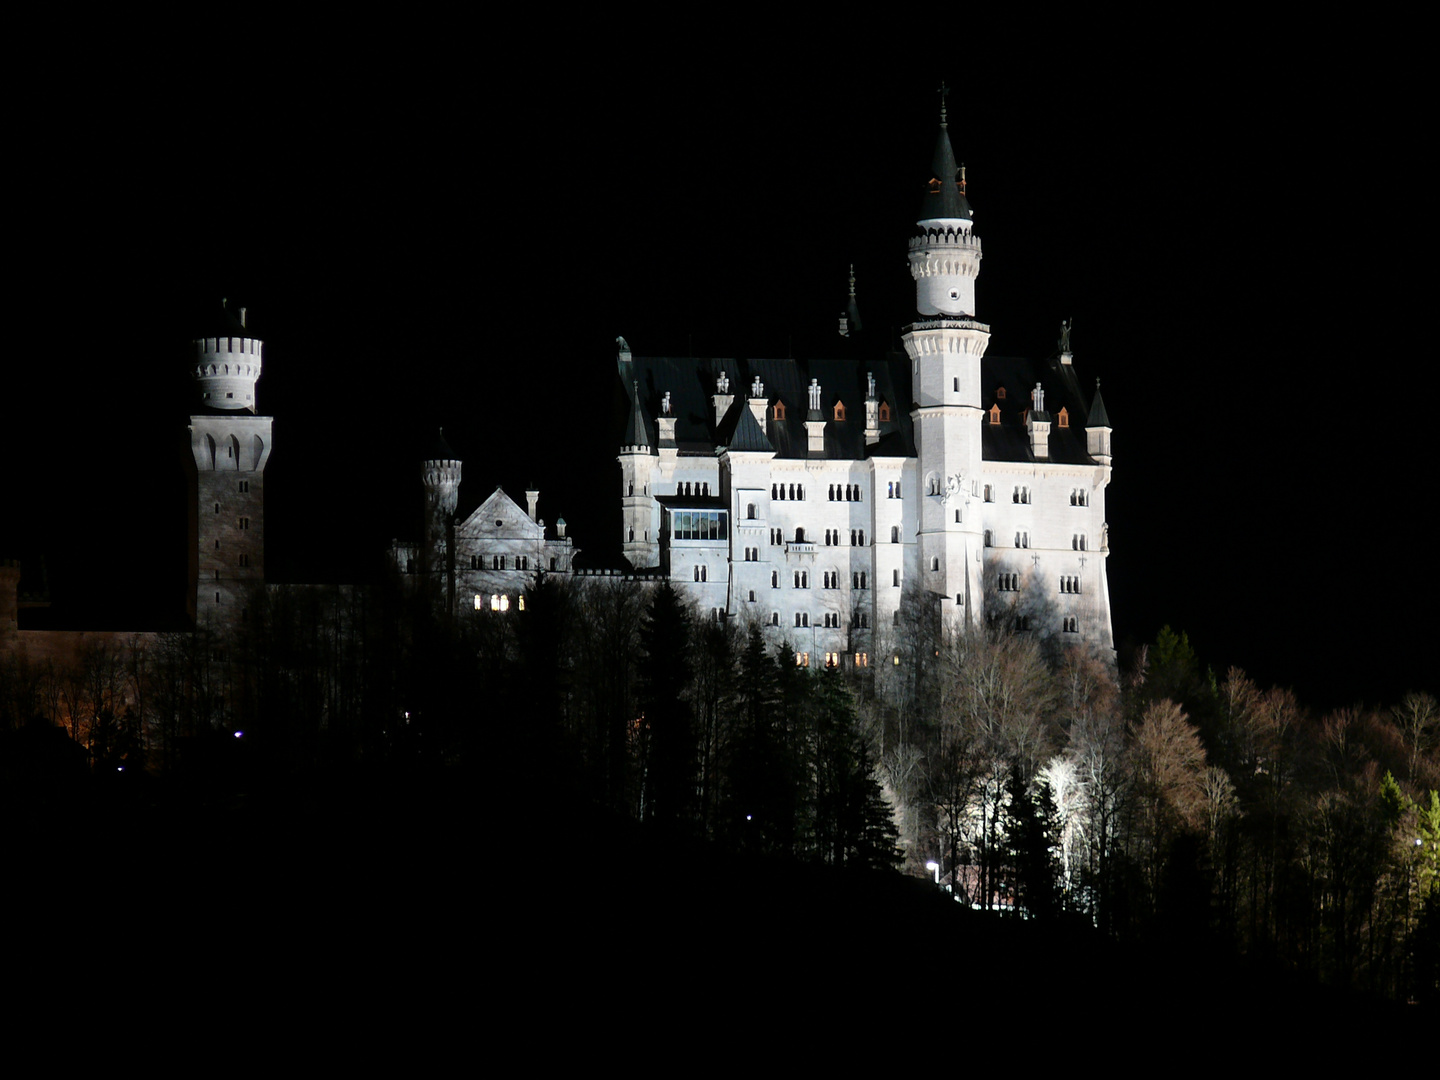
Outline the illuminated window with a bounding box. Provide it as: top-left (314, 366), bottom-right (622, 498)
top-left (989, 404), bottom-right (1001, 425)
top-left (518, 595), bottom-right (526, 611)
top-left (474, 595), bottom-right (482, 610)
top-left (833, 401), bottom-right (846, 422)
top-left (1057, 407), bottom-right (1070, 429)
top-left (795, 651), bottom-right (809, 667)
top-left (997, 386), bottom-right (1007, 400)
top-left (878, 402), bottom-right (891, 422)
top-left (855, 652), bottom-right (868, 667)
top-left (824, 652), bottom-right (840, 668)
top-left (773, 401), bottom-right (787, 421)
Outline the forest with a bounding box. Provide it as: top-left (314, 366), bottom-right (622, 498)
top-left (2, 573), bottom-right (1437, 1006)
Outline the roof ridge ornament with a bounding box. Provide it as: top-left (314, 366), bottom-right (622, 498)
top-left (939, 81), bottom-right (949, 129)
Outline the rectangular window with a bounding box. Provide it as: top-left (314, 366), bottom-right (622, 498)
top-left (238, 517), bottom-right (250, 530)
top-left (239, 480), bottom-right (249, 493)
top-left (893, 570), bottom-right (900, 587)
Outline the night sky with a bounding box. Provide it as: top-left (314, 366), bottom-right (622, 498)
top-left (6, 28), bottom-right (1432, 711)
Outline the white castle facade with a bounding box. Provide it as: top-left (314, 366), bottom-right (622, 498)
top-left (163, 109), bottom-right (1112, 668)
top-left (614, 111), bottom-right (1115, 667)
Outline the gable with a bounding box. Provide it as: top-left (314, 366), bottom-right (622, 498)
top-left (457, 486), bottom-right (543, 540)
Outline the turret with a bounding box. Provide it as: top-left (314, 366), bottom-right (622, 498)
top-left (908, 95), bottom-right (983, 318)
top-left (193, 300), bottom-right (263, 412)
top-left (1086, 379), bottom-right (1113, 467)
top-left (903, 93), bottom-right (989, 627)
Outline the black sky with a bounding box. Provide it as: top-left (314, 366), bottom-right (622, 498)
top-left (5, 25), bottom-right (1432, 710)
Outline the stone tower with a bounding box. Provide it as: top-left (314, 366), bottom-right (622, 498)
top-left (185, 301), bottom-right (272, 629)
top-left (422, 428), bottom-right (462, 614)
top-left (616, 337), bottom-right (658, 569)
top-left (903, 96), bottom-right (989, 626)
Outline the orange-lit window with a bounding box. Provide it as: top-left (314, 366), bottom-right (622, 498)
top-left (833, 401), bottom-right (846, 422)
top-left (989, 404), bottom-right (1001, 425)
top-left (773, 401), bottom-right (787, 421)
top-left (1057, 406), bottom-right (1070, 429)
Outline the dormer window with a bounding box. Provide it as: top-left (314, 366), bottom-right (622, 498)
top-left (996, 387), bottom-right (1007, 400)
top-left (1057, 406), bottom-right (1070, 429)
top-left (773, 401), bottom-right (787, 421)
top-left (878, 402), bottom-right (891, 422)
top-left (833, 401), bottom-right (846, 422)
top-left (988, 404), bottom-right (1001, 425)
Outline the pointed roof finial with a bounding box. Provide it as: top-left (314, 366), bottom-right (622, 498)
top-left (848, 263), bottom-right (856, 298)
top-left (939, 81), bottom-right (950, 129)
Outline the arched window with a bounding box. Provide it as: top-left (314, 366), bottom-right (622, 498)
top-left (833, 401), bottom-right (846, 422)
top-left (879, 402), bottom-right (891, 422)
top-left (989, 404), bottom-right (1001, 425)
top-left (930, 557), bottom-right (940, 571)
top-left (795, 527), bottom-right (806, 543)
top-left (773, 401), bottom-right (787, 421)
top-left (747, 503), bottom-right (756, 519)
top-left (891, 526), bottom-right (900, 544)
top-left (1057, 407), bottom-right (1070, 429)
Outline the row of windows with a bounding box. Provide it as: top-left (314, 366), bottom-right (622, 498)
top-left (886, 482), bottom-right (903, 499)
top-left (473, 593), bottom-right (526, 612)
top-left (997, 573), bottom-right (1020, 591)
top-left (672, 511), bottom-right (728, 541)
top-left (676, 482), bottom-right (712, 497)
top-left (827, 485), bottom-right (863, 502)
top-left (977, 484), bottom-right (1091, 507)
top-left (1060, 575), bottom-right (1080, 594)
top-left (772, 483), bottom-right (806, 501)
top-left (762, 613), bottom-right (871, 632)
top-left (471, 555), bottom-right (532, 570)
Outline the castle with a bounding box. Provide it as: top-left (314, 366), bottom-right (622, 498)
top-left (610, 105), bottom-right (1114, 667)
top-left (4, 104), bottom-right (1114, 684)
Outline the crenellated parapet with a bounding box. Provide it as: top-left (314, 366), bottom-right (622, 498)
top-left (193, 334), bottom-right (264, 411)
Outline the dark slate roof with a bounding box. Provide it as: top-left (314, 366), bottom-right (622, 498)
top-left (727, 401), bottom-right (773, 453)
top-left (981, 356), bottom-right (1100, 465)
top-left (921, 124), bottom-right (973, 222)
top-left (196, 299), bottom-right (252, 340)
top-left (1088, 382), bottom-right (1111, 427)
top-left (618, 353), bottom-right (916, 462)
top-left (425, 427), bottom-right (458, 463)
top-left (616, 348), bottom-right (1102, 467)
top-left (623, 382), bottom-right (652, 447)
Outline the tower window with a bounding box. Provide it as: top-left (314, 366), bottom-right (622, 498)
top-left (893, 570), bottom-right (900, 587)
top-left (1057, 407), bottom-right (1070, 429)
top-left (833, 401), bottom-right (846, 422)
top-left (238, 517), bottom-right (250, 530)
top-left (878, 402), bottom-right (891, 422)
top-left (238, 480), bottom-right (249, 493)
top-left (989, 405), bottom-right (1001, 425)
top-left (773, 401), bottom-right (787, 421)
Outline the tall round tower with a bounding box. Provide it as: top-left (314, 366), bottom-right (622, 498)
top-left (422, 428), bottom-right (462, 614)
top-left (903, 96), bottom-right (990, 627)
top-left (185, 300), bottom-right (273, 629)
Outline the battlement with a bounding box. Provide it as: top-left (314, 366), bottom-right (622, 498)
top-left (909, 225), bottom-right (982, 252)
top-left (193, 335), bottom-right (264, 411)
